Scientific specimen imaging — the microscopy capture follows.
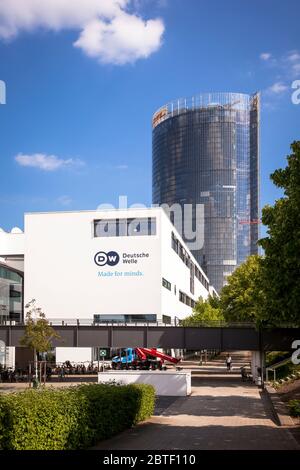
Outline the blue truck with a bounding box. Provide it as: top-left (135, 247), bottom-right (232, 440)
top-left (111, 347), bottom-right (180, 370)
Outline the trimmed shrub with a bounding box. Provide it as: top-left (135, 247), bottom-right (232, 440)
top-left (288, 400), bottom-right (300, 417)
top-left (0, 383), bottom-right (155, 450)
top-left (132, 383), bottom-right (156, 423)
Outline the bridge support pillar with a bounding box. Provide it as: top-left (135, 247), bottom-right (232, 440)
top-left (251, 350), bottom-right (264, 384)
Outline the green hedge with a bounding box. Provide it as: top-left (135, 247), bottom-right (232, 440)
top-left (0, 383), bottom-right (155, 450)
top-left (288, 400), bottom-right (300, 417)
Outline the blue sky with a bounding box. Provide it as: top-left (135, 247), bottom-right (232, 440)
top-left (0, 0), bottom-right (299, 232)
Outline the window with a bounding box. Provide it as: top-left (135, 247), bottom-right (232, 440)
top-left (190, 276), bottom-right (194, 295)
top-left (162, 315), bottom-right (171, 324)
top-left (127, 218), bottom-right (156, 236)
top-left (171, 232), bottom-right (209, 291)
top-left (190, 263), bottom-right (195, 295)
top-left (117, 219), bottom-right (127, 237)
top-left (94, 314), bottom-right (157, 323)
top-left (0, 265), bottom-right (23, 323)
top-left (171, 232), bottom-right (178, 253)
top-left (162, 277), bottom-right (171, 291)
top-left (179, 290), bottom-right (195, 309)
top-left (194, 263), bottom-right (209, 291)
top-left (94, 219), bottom-right (117, 237)
top-left (94, 217), bottom-right (156, 237)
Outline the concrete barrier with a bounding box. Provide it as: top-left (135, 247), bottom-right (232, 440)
top-left (98, 370), bottom-right (192, 396)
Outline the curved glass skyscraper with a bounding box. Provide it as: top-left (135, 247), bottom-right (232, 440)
top-left (152, 92), bottom-right (260, 292)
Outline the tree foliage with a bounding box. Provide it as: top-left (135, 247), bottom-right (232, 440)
top-left (20, 299), bottom-right (60, 354)
top-left (219, 141), bottom-right (300, 326)
top-left (258, 141), bottom-right (300, 325)
top-left (181, 296), bottom-right (224, 326)
top-left (220, 255), bottom-right (264, 323)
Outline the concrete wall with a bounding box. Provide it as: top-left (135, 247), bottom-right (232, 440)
top-left (98, 370), bottom-right (192, 396)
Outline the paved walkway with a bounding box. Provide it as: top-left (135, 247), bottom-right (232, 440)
top-left (94, 373), bottom-right (300, 450)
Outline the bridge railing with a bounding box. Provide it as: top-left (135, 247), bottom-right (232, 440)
top-left (0, 318), bottom-right (257, 328)
top-left (1, 319), bottom-right (299, 328)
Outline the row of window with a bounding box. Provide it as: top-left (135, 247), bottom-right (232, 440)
top-left (162, 277), bottom-right (196, 311)
top-left (179, 290), bottom-right (196, 309)
top-left (92, 314), bottom-right (171, 325)
top-left (171, 232), bottom-right (209, 290)
top-left (0, 263), bottom-right (23, 323)
top-left (0, 265), bottom-right (22, 283)
top-left (94, 218), bottom-right (156, 237)
top-left (195, 266), bottom-right (210, 290)
top-left (171, 232), bottom-right (191, 268)
top-left (94, 314), bottom-right (157, 323)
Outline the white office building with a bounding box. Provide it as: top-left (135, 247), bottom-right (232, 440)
top-left (0, 207), bottom-right (216, 363)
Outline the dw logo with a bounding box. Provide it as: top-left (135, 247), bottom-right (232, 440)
top-left (94, 251), bottom-right (120, 267)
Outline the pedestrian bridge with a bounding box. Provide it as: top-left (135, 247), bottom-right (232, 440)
top-left (0, 322), bottom-right (299, 351)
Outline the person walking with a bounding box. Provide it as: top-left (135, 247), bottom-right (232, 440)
top-left (59, 366), bottom-right (65, 381)
top-left (226, 354), bottom-right (232, 372)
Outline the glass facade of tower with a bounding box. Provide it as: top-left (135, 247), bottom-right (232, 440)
top-left (152, 92), bottom-right (260, 292)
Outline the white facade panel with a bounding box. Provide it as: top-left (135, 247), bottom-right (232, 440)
top-left (24, 209), bottom-right (162, 320)
top-left (56, 347), bottom-right (92, 364)
top-left (22, 208), bottom-right (212, 323)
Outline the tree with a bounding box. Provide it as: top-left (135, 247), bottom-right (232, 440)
top-left (181, 296), bottom-right (224, 326)
top-left (219, 255), bottom-right (264, 323)
top-left (20, 299), bottom-right (60, 382)
top-left (258, 141), bottom-right (300, 325)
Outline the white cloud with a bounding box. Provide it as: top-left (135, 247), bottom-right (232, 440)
top-left (57, 195), bottom-right (72, 206)
top-left (114, 164), bottom-right (128, 169)
top-left (74, 12), bottom-right (164, 64)
top-left (286, 51), bottom-right (300, 63)
top-left (262, 50), bottom-right (300, 79)
top-left (292, 62), bottom-right (300, 74)
top-left (0, 0), bottom-right (164, 64)
top-left (261, 50), bottom-right (300, 105)
top-left (0, 0), bottom-right (127, 38)
top-left (260, 52), bottom-right (272, 61)
top-left (15, 153), bottom-right (84, 171)
top-left (284, 51), bottom-right (300, 76)
top-left (266, 82), bottom-right (288, 95)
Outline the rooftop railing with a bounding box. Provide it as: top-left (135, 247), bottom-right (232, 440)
top-left (152, 92), bottom-right (256, 129)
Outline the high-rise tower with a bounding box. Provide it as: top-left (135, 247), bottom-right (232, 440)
top-left (152, 92), bottom-right (260, 292)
